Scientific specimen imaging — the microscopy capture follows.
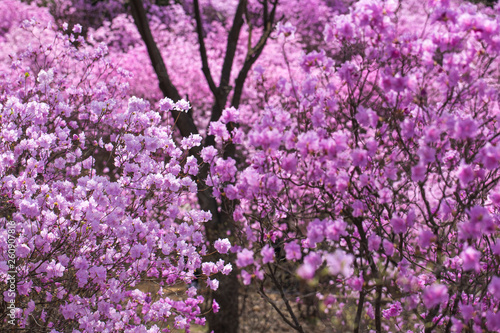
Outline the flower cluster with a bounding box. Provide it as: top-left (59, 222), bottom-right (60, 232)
top-left (204, 0), bottom-right (500, 331)
top-left (0, 15), bottom-right (217, 332)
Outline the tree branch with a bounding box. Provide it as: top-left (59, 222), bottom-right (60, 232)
top-left (218, 0), bottom-right (247, 101)
top-left (266, 263), bottom-right (305, 333)
top-left (258, 287), bottom-right (300, 331)
top-left (204, 0), bottom-right (247, 148)
top-left (231, 0), bottom-right (278, 108)
top-left (129, 0), bottom-right (199, 139)
top-left (193, 0), bottom-right (218, 97)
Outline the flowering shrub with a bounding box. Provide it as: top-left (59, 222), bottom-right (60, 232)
top-left (206, 0), bottom-right (500, 332)
top-left (0, 16), bottom-right (228, 332)
top-left (3, 0), bottom-right (500, 332)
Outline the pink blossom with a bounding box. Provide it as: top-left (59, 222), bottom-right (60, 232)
top-left (352, 200), bottom-right (364, 217)
top-left (411, 163), bottom-right (427, 182)
top-left (457, 163), bottom-right (474, 186)
top-left (220, 107), bottom-right (240, 124)
top-left (324, 249), bottom-right (354, 277)
top-left (423, 284), bottom-right (449, 308)
top-left (275, 21), bottom-right (296, 38)
top-left (418, 230), bottom-right (435, 248)
top-left (214, 238), bottom-right (231, 254)
top-left (391, 216), bottom-right (407, 234)
top-left (488, 276), bottom-right (500, 299)
top-left (260, 245), bottom-right (275, 264)
top-left (307, 219), bottom-right (325, 247)
top-left (221, 264), bottom-right (232, 275)
top-left (241, 270), bottom-right (252, 285)
top-left (351, 149), bottom-right (368, 167)
top-left (383, 239), bottom-right (394, 256)
top-left (455, 117), bottom-right (477, 139)
top-left (206, 278), bottom-right (219, 291)
top-left (159, 97), bottom-right (175, 111)
top-left (212, 300), bottom-right (220, 313)
top-left (486, 311), bottom-right (500, 331)
top-left (368, 235), bottom-right (381, 251)
top-left (382, 301), bottom-right (402, 319)
top-left (297, 263), bottom-right (316, 280)
top-left (284, 241), bottom-right (302, 261)
top-left (297, 131), bottom-right (320, 156)
top-left (236, 249), bottom-right (254, 268)
top-left (460, 247), bottom-right (481, 272)
top-left (73, 23), bottom-right (82, 33)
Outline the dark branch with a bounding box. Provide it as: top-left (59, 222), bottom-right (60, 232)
top-left (193, 0), bottom-right (218, 97)
top-left (204, 0), bottom-right (247, 147)
top-left (231, 0), bottom-right (278, 108)
top-left (218, 0), bottom-right (247, 101)
top-left (129, 0), bottom-right (199, 138)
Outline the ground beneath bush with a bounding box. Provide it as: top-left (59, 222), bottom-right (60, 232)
top-left (162, 284), bottom-right (336, 333)
top-left (137, 277), bottom-right (353, 333)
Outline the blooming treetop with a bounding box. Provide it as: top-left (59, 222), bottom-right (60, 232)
top-left (2, 0), bottom-right (500, 332)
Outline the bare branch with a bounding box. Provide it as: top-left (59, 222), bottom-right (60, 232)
top-left (258, 287), bottom-right (300, 331)
top-left (218, 0), bottom-right (247, 99)
top-left (231, 0), bottom-right (278, 108)
top-left (266, 263), bottom-right (306, 333)
top-left (193, 0), bottom-right (218, 97)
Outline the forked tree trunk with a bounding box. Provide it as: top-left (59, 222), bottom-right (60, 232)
top-left (130, 0), bottom-right (277, 330)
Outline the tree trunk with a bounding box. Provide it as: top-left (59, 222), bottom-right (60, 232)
top-left (206, 270), bottom-right (240, 332)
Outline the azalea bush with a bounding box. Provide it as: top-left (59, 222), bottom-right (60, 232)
top-left (1, 0), bottom-right (500, 332)
top-left (207, 0), bottom-right (500, 332)
top-left (0, 15), bottom-right (229, 332)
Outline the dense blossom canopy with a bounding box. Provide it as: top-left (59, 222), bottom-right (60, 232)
top-left (1, 0), bottom-right (500, 332)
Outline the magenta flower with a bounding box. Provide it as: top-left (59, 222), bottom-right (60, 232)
top-left (208, 121), bottom-right (230, 141)
top-left (488, 276), bottom-right (500, 299)
top-left (455, 117), bottom-right (478, 139)
top-left (202, 262), bottom-right (217, 277)
top-left (221, 264), bottom-right (232, 275)
top-left (241, 270), bottom-right (252, 285)
top-left (212, 300), bottom-right (220, 313)
top-left (368, 235), bottom-right (381, 251)
top-left (411, 163), bottom-right (427, 182)
top-left (351, 149), bottom-right (368, 167)
top-left (175, 99), bottom-right (191, 112)
top-left (275, 21), bottom-right (296, 38)
top-left (325, 218), bottom-right (347, 241)
top-left (460, 247), bottom-right (481, 272)
top-left (324, 249), bottom-right (354, 278)
top-left (260, 245), bottom-right (275, 264)
top-left (307, 219), bottom-right (325, 247)
top-left (297, 131), bottom-right (320, 156)
top-left (383, 239), bottom-right (394, 256)
top-left (206, 278), bottom-right (219, 291)
top-left (236, 249), bottom-right (254, 268)
top-left (382, 301), bottom-right (402, 319)
top-left (284, 241), bottom-right (302, 261)
top-left (200, 146), bottom-right (218, 163)
top-left (486, 311), bottom-right (500, 331)
top-left (481, 143), bottom-right (500, 169)
top-left (214, 238), bottom-right (231, 254)
top-left (391, 216), bottom-right (407, 234)
top-left (418, 146), bottom-right (436, 164)
top-left (422, 284), bottom-right (449, 309)
top-left (418, 229), bottom-right (435, 248)
top-left (73, 23), bottom-right (82, 33)
top-left (297, 263), bottom-right (316, 280)
top-left (220, 107), bottom-right (240, 124)
top-left (352, 200), bottom-right (364, 217)
top-left (457, 162), bottom-right (474, 186)
top-left (159, 97), bottom-right (175, 111)
top-left (281, 154), bottom-right (298, 173)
